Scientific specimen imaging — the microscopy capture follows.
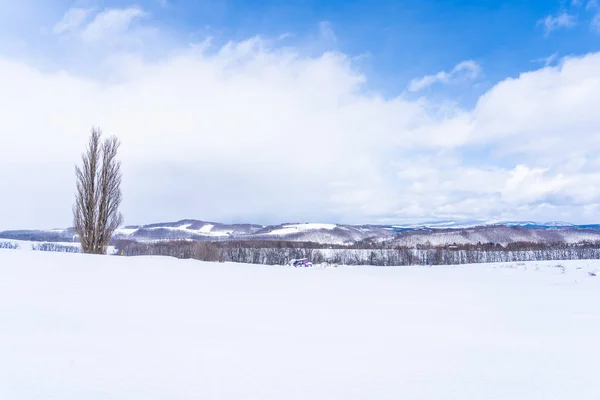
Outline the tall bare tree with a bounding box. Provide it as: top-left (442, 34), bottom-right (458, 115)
top-left (73, 128), bottom-right (123, 254)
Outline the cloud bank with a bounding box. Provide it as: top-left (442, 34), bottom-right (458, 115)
top-left (0, 6), bottom-right (599, 229)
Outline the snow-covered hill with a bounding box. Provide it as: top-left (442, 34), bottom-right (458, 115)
top-left (391, 219), bottom-right (578, 230)
top-left (392, 225), bottom-right (600, 247)
top-left (2, 219), bottom-right (600, 246)
top-left (1, 250), bottom-right (600, 399)
top-left (112, 220), bottom-right (396, 244)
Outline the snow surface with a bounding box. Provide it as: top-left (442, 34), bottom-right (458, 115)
top-left (1, 250), bottom-right (600, 399)
top-left (113, 227), bottom-right (139, 235)
top-left (199, 224), bottom-right (214, 233)
top-left (116, 223), bottom-right (233, 238)
top-left (268, 223), bottom-right (338, 236)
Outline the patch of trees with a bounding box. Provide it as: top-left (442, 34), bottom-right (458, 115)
top-left (114, 240), bottom-right (221, 261)
top-left (0, 241), bottom-right (82, 252)
top-left (0, 241), bottom-right (19, 250)
top-left (31, 243), bottom-right (80, 253)
top-left (114, 240), bottom-right (323, 264)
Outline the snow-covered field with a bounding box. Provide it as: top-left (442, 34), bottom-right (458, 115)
top-left (1, 250), bottom-right (600, 399)
top-left (0, 239), bottom-right (117, 255)
top-left (0, 239), bottom-right (80, 251)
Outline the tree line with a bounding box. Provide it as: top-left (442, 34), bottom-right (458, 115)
top-left (113, 239), bottom-right (600, 266)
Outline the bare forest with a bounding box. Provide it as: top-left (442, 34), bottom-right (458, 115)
top-left (113, 239), bottom-right (600, 266)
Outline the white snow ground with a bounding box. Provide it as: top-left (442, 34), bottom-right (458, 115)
top-left (267, 223), bottom-right (338, 236)
top-left (1, 250), bottom-right (600, 399)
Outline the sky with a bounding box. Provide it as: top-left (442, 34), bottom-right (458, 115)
top-left (1, 0), bottom-right (600, 229)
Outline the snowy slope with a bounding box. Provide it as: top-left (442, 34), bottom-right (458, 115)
top-left (115, 220), bottom-right (263, 240)
top-left (1, 250), bottom-right (600, 399)
top-left (111, 219), bottom-right (600, 245)
top-left (267, 223), bottom-right (337, 236)
top-left (113, 220), bottom-right (393, 244)
top-left (3, 219), bottom-right (600, 246)
top-left (392, 219), bottom-right (577, 230)
top-left (392, 225), bottom-right (600, 247)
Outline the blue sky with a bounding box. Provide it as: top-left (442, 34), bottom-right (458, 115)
top-left (4, 0), bottom-right (600, 93)
top-left (184, 0), bottom-right (600, 100)
top-left (160, 0), bottom-right (596, 94)
top-left (1, 0), bottom-right (600, 228)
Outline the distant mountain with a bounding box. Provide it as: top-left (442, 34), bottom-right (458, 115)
top-left (388, 224), bottom-right (600, 247)
top-left (391, 219), bottom-right (576, 230)
top-left (0, 228), bottom-right (76, 243)
top-left (113, 220), bottom-right (394, 245)
top-left (1, 219), bottom-right (599, 246)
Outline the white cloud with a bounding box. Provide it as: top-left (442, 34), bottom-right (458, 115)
top-left (49, 6), bottom-right (153, 50)
top-left (1, 7), bottom-right (600, 228)
top-left (408, 60), bottom-right (481, 92)
top-left (587, 0), bottom-right (599, 10)
top-left (52, 8), bottom-right (93, 34)
top-left (502, 165), bottom-right (568, 203)
top-left (80, 7), bottom-right (146, 43)
top-left (319, 21), bottom-right (337, 42)
top-left (538, 12), bottom-right (577, 35)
